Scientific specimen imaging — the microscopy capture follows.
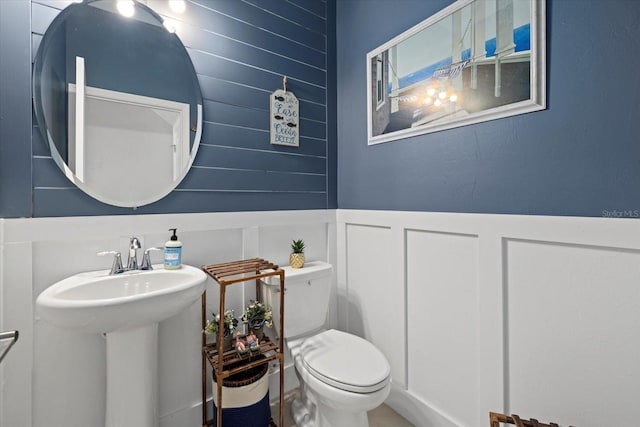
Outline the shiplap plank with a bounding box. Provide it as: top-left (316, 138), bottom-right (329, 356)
top-left (203, 101), bottom-right (326, 142)
top-left (189, 49), bottom-right (326, 103)
top-left (179, 24), bottom-right (326, 87)
top-left (149, 0), bottom-right (325, 70)
top-left (33, 188), bottom-right (132, 216)
top-left (189, 0), bottom-right (325, 52)
top-left (243, 0), bottom-right (326, 35)
top-left (163, 190), bottom-right (327, 213)
top-left (179, 167), bottom-right (325, 191)
top-left (286, 0), bottom-right (327, 19)
top-left (156, 190), bottom-right (328, 213)
top-left (32, 0), bottom-right (75, 11)
top-left (297, 99), bottom-right (326, 123)
top-left (34, 188), bottom-right (327, 216)
top-left (198, 75), bottom-right (326, 122)
top-left (194, 144), bottom-right (326, 174)
top-left (200, 122), bottom-right (326, 157)
top-left (33, 157), bottom-right (70, 188)
top-left (203, 100), bottom-right (326, 140)
top-left (202, 100), bottom-right (268, 131)
top-left (298, 117), bottom-right (327, 140)
top-left (31, 1), bottom-right (61, 35)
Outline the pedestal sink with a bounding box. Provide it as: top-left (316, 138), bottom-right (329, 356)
top-left (36, 265), bottom-right (206, 427)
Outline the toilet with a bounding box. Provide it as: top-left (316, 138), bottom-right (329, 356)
top-left (261, 261), bottom-right (391, 427)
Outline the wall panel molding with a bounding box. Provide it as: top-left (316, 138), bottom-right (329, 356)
top-left (504, 237), bottom-right (640, 426)
top-left (337, 209), bottom-right (640, 427)
top-left (406, 229), bottom-right (479, 427)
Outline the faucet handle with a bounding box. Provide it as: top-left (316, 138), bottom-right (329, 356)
top-left (97, 251), bottom-right (124, 275)
top-left (140, 247), bottom-right (163, 270)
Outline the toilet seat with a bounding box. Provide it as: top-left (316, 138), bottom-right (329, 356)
top-left (299, 329), bottom-right (391, 393)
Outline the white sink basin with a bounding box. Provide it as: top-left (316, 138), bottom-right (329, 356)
top-left (36, 264), bottom-right (206, 333)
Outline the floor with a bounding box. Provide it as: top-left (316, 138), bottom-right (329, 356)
top-left (270, 389), bottom-right (415, 427)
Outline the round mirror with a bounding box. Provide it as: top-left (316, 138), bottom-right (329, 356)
top-left (33, 0), bottom-right (203, 208)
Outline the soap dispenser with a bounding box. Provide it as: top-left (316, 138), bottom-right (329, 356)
top-left (164, 228), bottom-right (182, 269)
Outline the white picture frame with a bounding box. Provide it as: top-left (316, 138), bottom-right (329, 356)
top-left (367, 0), bottom-right (546, 145)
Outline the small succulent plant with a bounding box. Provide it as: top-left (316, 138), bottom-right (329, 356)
top-left (291, 239), bottom-right (305, 254)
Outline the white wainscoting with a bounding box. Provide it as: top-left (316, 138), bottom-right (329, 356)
top-left (336, 210), bottom-right (640, 427)
top-left (0, 210), bottom-right (335, 427)
top-left (4, 209), bottom-right (639, 427)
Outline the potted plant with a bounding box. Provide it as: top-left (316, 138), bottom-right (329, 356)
top-left (204, 309), bottom-right (238, 351)
top-left (290, 239), bottom-right (306, 268)
top-left (241, 300), bottom-right (272, 339)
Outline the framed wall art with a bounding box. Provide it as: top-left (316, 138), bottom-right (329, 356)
top-left (367, 0), bottom-right (546, 145)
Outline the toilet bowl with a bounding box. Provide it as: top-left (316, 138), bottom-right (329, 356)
top-left (289, 329), bottom-right (391, 427)
top-left (261, 262), bottom-right (391, 427)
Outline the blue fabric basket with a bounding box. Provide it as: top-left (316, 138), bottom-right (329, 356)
top-left (212, 354), bottom-right (271, 427)
top-left (213, 391), bottom-right (271, 427)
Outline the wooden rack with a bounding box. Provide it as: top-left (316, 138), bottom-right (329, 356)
top-left (489, 412), bottom-right (570, 427)
top-left (0, 330), bottom-right (19, 364)
top-left (201, 258), bottom-right (285, 427)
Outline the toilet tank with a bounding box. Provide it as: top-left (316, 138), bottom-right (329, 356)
top-left (261, 261), bottom-right (332, 339)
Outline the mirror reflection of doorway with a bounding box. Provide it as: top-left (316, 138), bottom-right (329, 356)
top-left (68, 84), bottom-right (190, 207)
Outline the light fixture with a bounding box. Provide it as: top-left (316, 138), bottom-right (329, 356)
top-left (168, 0), bottom-right (187, 14)
top-left (116, 0), bottom-right (135, 18)
top-left (420, 83), bottom-right (459, 108)
top-left (163, 18), bottom-right (177, 33)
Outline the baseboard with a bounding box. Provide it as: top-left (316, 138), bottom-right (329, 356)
top-left (386, 383), bottom-right (460, 427)
top-left (268, 360), bottom-right (299, 403)
top-left (159, 400), bottom-right (203, 427)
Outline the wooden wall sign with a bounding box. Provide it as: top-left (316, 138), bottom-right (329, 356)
top-left (270, 87), bottom-right (299, 147)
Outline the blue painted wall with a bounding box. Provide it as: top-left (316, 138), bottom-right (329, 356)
top-left (5, 0), bottom-right (638, 218)
top-left (336, 0), bottom-right (640, 217)
top-left (0, 0), bottom-right (32, 217)
top-left (0, 0), bottom-right (335, 217)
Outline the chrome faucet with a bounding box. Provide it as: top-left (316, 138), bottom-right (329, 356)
top-left (99, 237), bottom-right (161, 274)
top-left (126, 236), bottom-right (141, 271)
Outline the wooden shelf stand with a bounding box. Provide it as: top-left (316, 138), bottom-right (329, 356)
top-left (201, 258), bottom-right (285, 427)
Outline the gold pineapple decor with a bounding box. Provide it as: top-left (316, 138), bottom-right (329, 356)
top-left (290, 239), bottom-right (305, 268)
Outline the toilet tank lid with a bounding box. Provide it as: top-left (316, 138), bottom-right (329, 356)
top-left (262, 261), bottom-right (332, 285)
